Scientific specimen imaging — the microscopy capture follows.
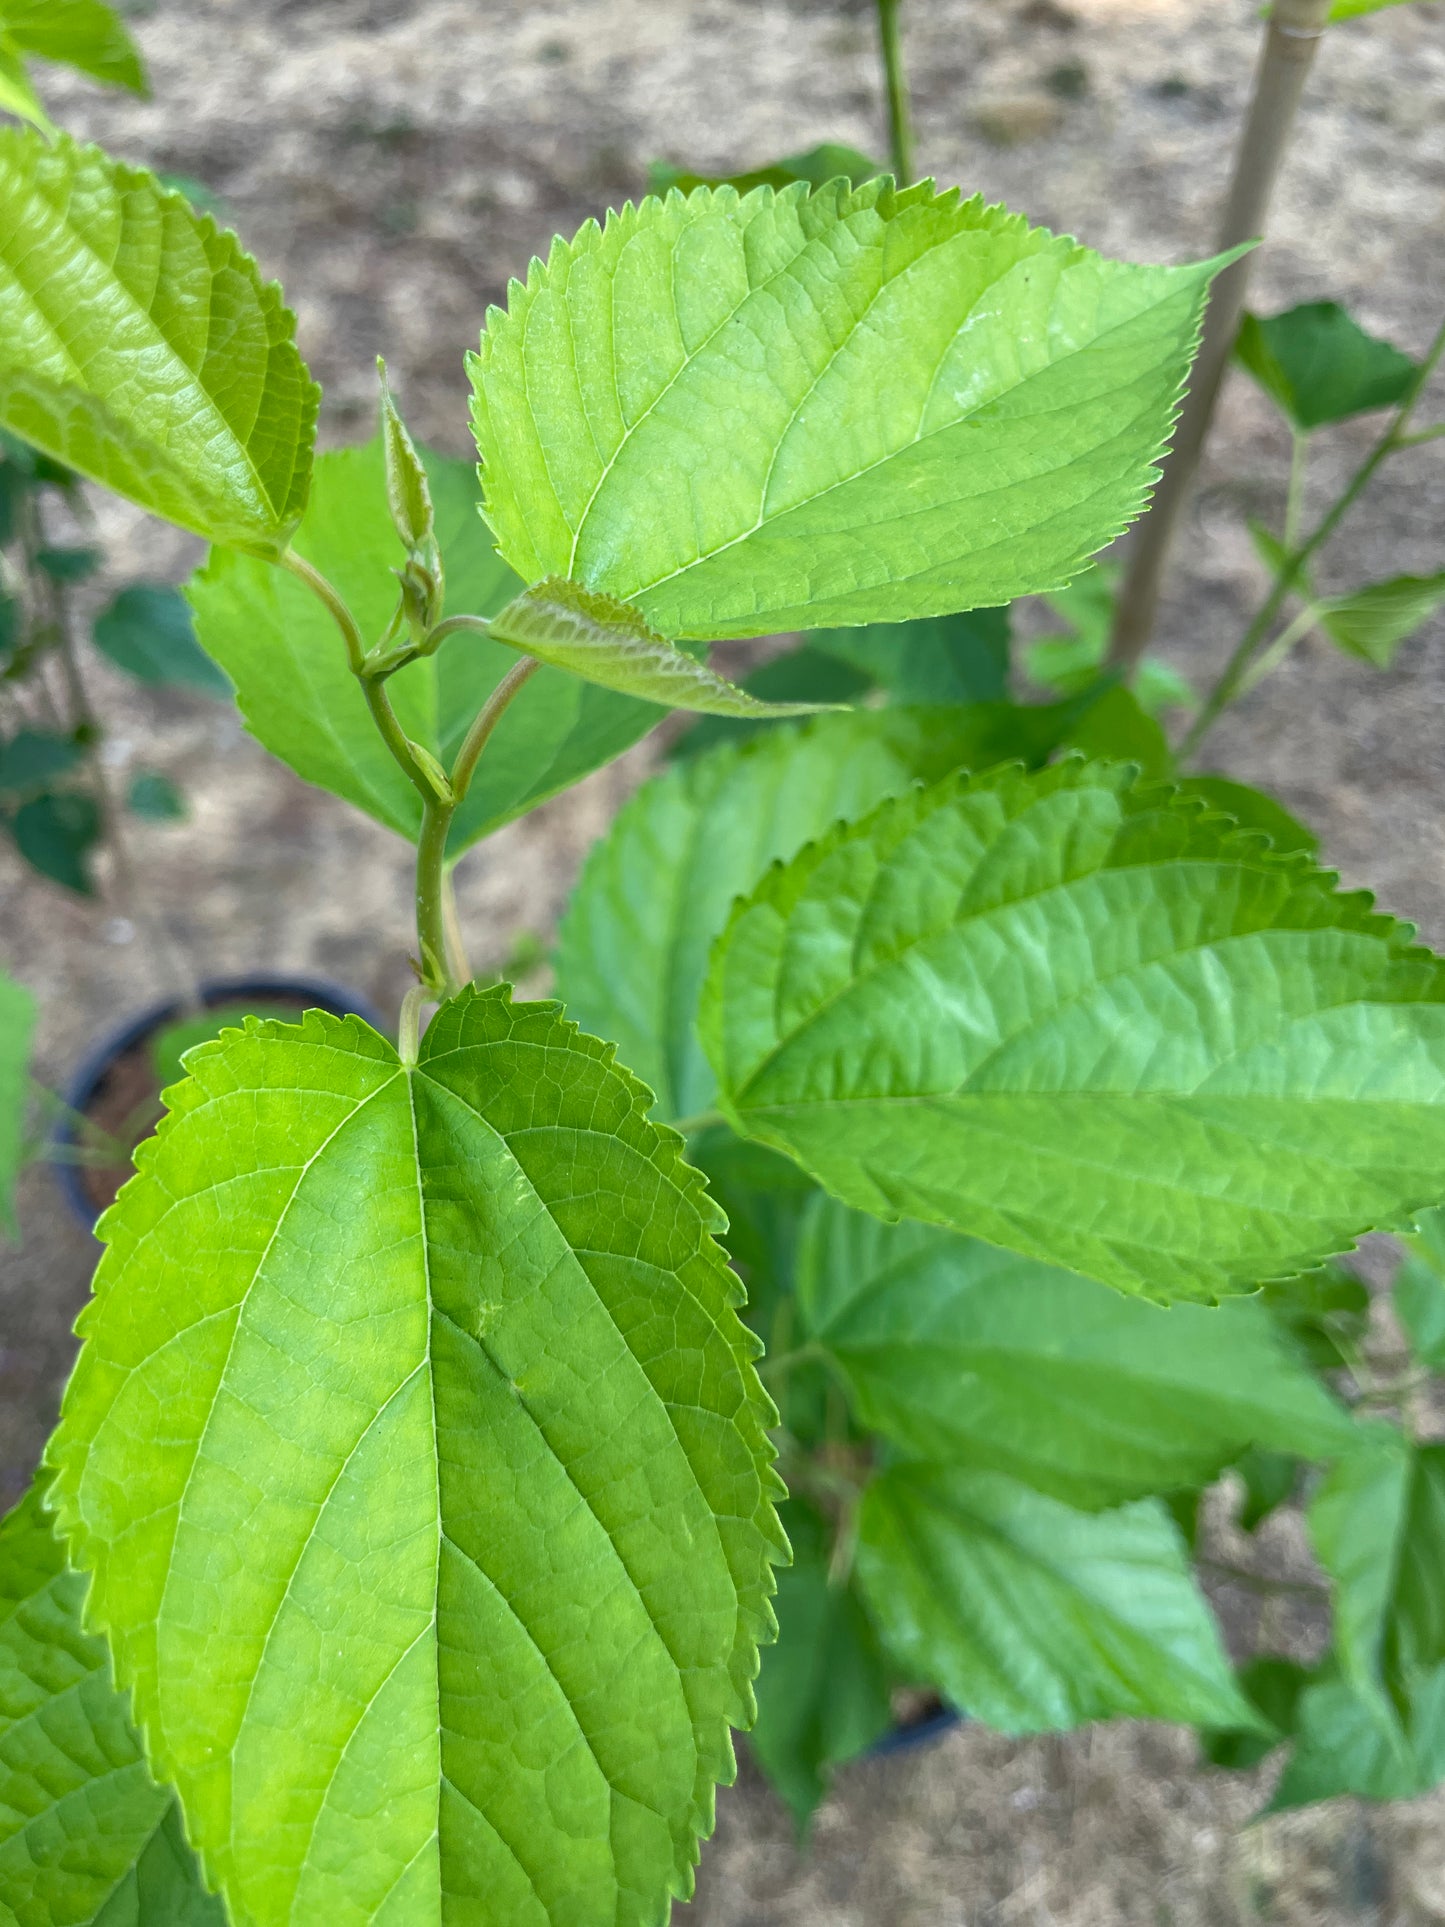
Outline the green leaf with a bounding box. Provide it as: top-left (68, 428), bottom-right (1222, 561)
top-left (93, 586), bottom-right (232, 696)
top-left (147, 1003), bottom-right (260, 1090)
top-left (488, 577), bottom-right (840, 718)
top-left (0, 729), bottom-right (82, 797)
top-left (0, 1483), bottom-right (222, 1924)
top-left (792, 1199), bottom-right (1354, 1508)
top-left (1259, 1260), bottom-right (1369, 1372)
top-left (0, 43), bottom-right (46, 130)
top-left (0, 130), bottom-right (317, 553)
top-left (470, 183), bottom-right (1228, 638)
top-left (1024, 560), bottom-right (1194, 718)
top-left (1234, 1446), bottom-right (1298, 1533)
top-left (125, 769), bottom-right (186, 821)
top-left (1396, 1207), bottom-right (1445, 1369)
top-left (0, 966), bottom-right (35, 1234)
top-left (1199, 1655), bottom-right (1311, 1771)
top-left (702, 757), bottom-right (1445, 1303)
top-left (1235, 303), bottom-right (1417, 431)
top-left (33, 545), bottom-right (98, 583)
top-left (555, 706), bottom-right (1035, 1123)
top-left (855, 1464), bottom-right (1255, 1732)
top-left (672, 648), bottom-right (872, 760)
top-left (1052, 680), bottom-right (1171, 777)
top-left (188, 437), bottom-right (695, 851)
top-left (1172, 775), bottom-right (1318, 857)
top-left (1316, 572), bottom-right (1445, 668)
top-left (748, 1500), bottom-right (892, 1833)
top-left (47, 988), bottom-right (782, 1925)
top-left (809, 606), bottom-right (1011, 704)
top-left (1327, 0), bottom-right (1417, 18)
top-left (0, 0), bottom-right (147, 95)
top-left (648, 142), bottom-right (885, 199)
top-left (1268, 1665), bottom-right (1445, 1809)
top-left (9, 790), bottom-right (98, 893)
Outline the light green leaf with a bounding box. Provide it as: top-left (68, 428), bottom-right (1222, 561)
top-left (188, 437), bottom-right (690, 851)
top-left (1396, 1207), bottom-right (1445, 1369)
top-left (1328, 0), bottom-right (1417, 19)
top-left (488, 576), bottom-right (840, 718)
top-left (376, 357), bottom-right (433, 555)
top-left (702, 757), bottom-right (1445, 1302)
top-left (1317, 572), bottom-right (1445, 668)
top-left (748, 1500), bottom-right (892, 1833)
top-left (793, 1199), bottom-right (1355, 1508)
top-left (0, 0), bottom-right (147, 96)
top-left (0, 44), bottom-right (46, 131)
top-left (47, 988), bottom-right (782, 1926)
top-left (1235, 303), bottom-right (1416, 432)
top-left (0, 130), bottom-right (317, 554)
top-left (0, 967), bottom-right (34, 1234)
top-left (648, 142), bottom-right (885, 199)
top-left (470, 182), bottom-right (1226, 638)
top-left (555, 706), bottom-right (1048, 1123)
top-left (0, 1483), bottom-right (222, 1925)
top-left (1268, 1666), bottom-right (1445, 1809)
top-left (855, 1464), bottom-right (1255, 1733)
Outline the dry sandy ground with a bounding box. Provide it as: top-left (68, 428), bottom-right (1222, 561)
top-left (4, 0), bottom-right (1445, 1917)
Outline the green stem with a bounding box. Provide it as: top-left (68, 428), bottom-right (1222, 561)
top-left (1179, 312), bottom-right (1445, 763)
top-left (451, 658), bottom-right (540, 804)
top-left (1283, 428), bottom-right (1309, 551)
top-left (668, 1108), bottom-right (725, 1138)
top-left (875, 0), bottom-right (914, 185)
top-left (415, 796), bottom-right (457, 999)
top-left (1236, 600), bottom-right (1319, 699)
top-left (1395, 422), bottom-right (1445, 450)
top-left (280, 547), bottom-right (439, 803)
top-left (425, 612), bottom-right (492, 649)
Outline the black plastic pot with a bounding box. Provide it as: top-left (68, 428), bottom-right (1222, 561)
top-left (52, 972), bottom-right (385, 1232)
top-left (868, 1705), bottom-right (963, 1758)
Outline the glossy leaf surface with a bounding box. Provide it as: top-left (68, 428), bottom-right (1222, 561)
top-left (1235, 302), bottom-right (1416, 431)
top-left (855, 1464), bottom-right (1254, 1733)
top-left (0, 1484), bottom-right (221, 1925)
top-left (471, 182), bottom-right (1223, 638)
top-left (703, 758), bottom-right (1445, 1301)
top-left (0, 132), bottom-right (316, 553)
top-left (0, 968), bottom-right (33, 1233)
top-left (489, 578), bottom-right (838, 717)
top-left (48, 990), bottom-right (781, 1926)
top-left (794, 1201), bottom-right (1354, 1507)
top-left (188, 438), bottom-right (685, 851)
top-left (555, 707), bottom-right (1032, 1122)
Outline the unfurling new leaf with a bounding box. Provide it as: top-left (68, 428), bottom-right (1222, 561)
top-left (0, 130), bottom-right (317, 553)
top-left (488, 576), bottom-right (844, 718)
top-left (470, 180), bottom-right (1228, 637)
top-left (47, 990), bottom-right (782, 1926)
top-left (702, 758), bottom-right (1445, 1302)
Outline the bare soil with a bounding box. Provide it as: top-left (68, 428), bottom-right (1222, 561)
top-left (5, 0), bottom-right (1445, 1917)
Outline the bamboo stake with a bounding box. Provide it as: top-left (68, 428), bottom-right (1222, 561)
top-left (1107, 0), bottom-right (1334, 668)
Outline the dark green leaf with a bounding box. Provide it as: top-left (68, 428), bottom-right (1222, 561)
top-left (856, 1464), bottom-right (1256, 1732)
top-left (1317, 572), bottom-right (1445, 668)
top-left (93, 584), bottom-right (232, 695)
top-left (793, 1199), bottom-right (1354, 1508)
top-left (1235, 303), bottom-right (1417, 431)
top-left (9, 788), bottom-right (98, 892)
top-left (648, 142), bottom-right (885, 198)
top-left (1200, 1656), bottom-right (1311, 1770)
top-left (704, 758), bottom-right (1445, 1302)
top-left (749, 1500), bottom-right (892, 1832)
top-left (1235, 1446), bottom-right (1298, 1532)
top-left (674, 649), bottom-right (873, 759)
top-left (125, 769), bottom-right (186, 821)
top-left (33, 544), bottom-right (98, 583)
top-left (0, 1484), bottom-right (221, 1923)
top-left (1259, 1261), bottom-right (1370, 1373)
top-left (809, 606), bottom-right (1012, 704)
top-left (1053, 681), bottom-right (1172, 777)
top-left (0, 728), bottom-right (82, 796)
top-left (1026, 562), bottom-right (1193, 717)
